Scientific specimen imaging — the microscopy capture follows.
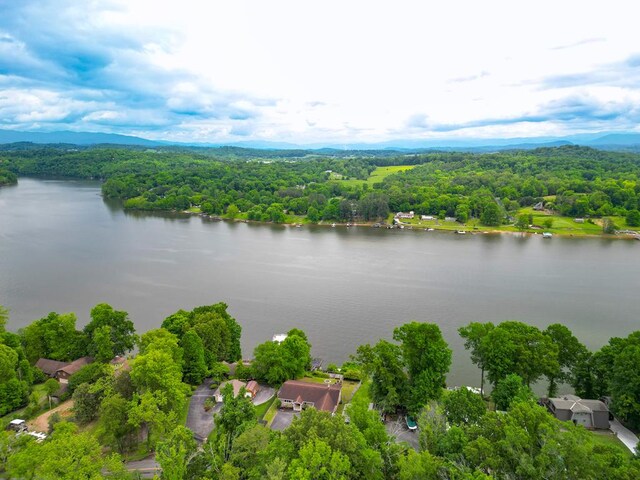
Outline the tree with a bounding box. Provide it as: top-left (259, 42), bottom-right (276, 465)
top-left (182, 329), bottom-right (207, 385)
top-left (130, 348), bottom-right (189, 413)
top-left (491, 374), bottom-right (534, 411)
top-left (288, 439), bottom-right (351, 480)
top-left (21, 312), bottom-right (87, 363)
top-left (226, 204), bottom-right (240, 219)
top-left (459, 322), bottom-right (494, 395)
top-left (602, 217), bottom-right (616, 234)
top-left (0, 344), bottom-right (18, 383)
top-left (252, 341), bottom-right (290, 385)
top-left (98, 393), bottom-right (136, 453)
top-left (92, 325), bottom-right (114, 363)
top-left (156, 425), bottom-right (198, 480)
top-left (515, 214), bottom-right (529, 231)
top-left (393, 322), bottom-right (452, 412)
top-left (85, 303), bottom-right (136, 357)
top-left (128, 391), bottom-right (175, 450)
top-left (285, 408), bottom-right (383, 479)
top-left (162, 304), bottom-right (242, 364)
top-left (43, 378), bottom-right (59, 410)
top-left (211, 383), bottom-right (256, 462)
top-left (442, 387), bottom-right (486, 426)
top-left (543, 324), bottom-right (588, 397)
top-left (72, 382), bottom-right (102, 424)
top-left (354, 340), bottom-right (407, 414)
top-left (480, 202), bottom-right (502, 226)
top-left (626, 209), bottom-right (640, 227)
top-left (482, 321), bottom-right (559, 387)
top-left (7, 422), bottom-right (110, 480)
top-left (68, 362), bottom-right (111, 395)
top-left (251, 328), bottom-right (311, 385)
top-left (139, 328), bottom-right (183, 367)
top-left (281, 333), bottom-right (311, 377)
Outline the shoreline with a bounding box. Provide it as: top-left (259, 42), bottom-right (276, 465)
top-left (183, 210), bottom-right (640, 241)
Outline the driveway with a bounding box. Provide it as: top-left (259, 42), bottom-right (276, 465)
top-left (186, 378), bottom-right (220, 442)
top-left (610, 418), bottom-right (639, 454)
top-left (385, 415), bottom-right (420, 451)
top-left (125, 455), bottom-right (160, 479)
top-left (252, 385), bottom-right (275, 405)
top-left (271, 409), bottom-right (298, 431)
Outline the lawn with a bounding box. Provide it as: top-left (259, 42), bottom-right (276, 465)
top-left (589, 430), bottom-right (633, 457)
top-left (396, 208), bottom-right (639, 237)
top-left (263, 399), bottom-right (279, 427)
top-left (255, 396), bottom-right (276, 421)
top-left (335, 165), bottom-right (415, 188)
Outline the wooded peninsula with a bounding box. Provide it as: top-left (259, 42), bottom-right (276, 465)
top-left (2, 144), bottom-right (640, 236)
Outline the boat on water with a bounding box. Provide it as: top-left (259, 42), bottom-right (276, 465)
top-left (542, 232), bottom-right (553, 238)
top-left (406, 416), bottom-right (417, 430)
top-left (455, 230), bottom-right (466, 235)
top-left (331, 223), bottom-right (336, 228)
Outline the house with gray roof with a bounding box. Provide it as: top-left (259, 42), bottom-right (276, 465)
top-left (543, 394), bottom-right (610, 429)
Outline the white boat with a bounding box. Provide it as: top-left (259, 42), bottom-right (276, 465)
top-left (455, 230), bottom-right (466, 235)
top-left (542, 232), bottom-right (553, 238)
top-left (331, 223), bottom-right (336, 228)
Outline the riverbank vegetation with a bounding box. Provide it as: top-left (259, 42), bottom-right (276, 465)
top-left (2, 144), bottom-right (640, 236)
top-left (1, 301), bottom-right (640, 478)
top-left (0, 168), bottom-right (17, 187)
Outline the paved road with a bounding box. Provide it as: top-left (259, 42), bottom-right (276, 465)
top-left (610, 418), bottom-right (639, 454)
top-left (271, 409), bottom-right (298, 431)
top-left (186, 379), bottom-right (220, 442)
top-left (125, 456), bottom-right (160, 479)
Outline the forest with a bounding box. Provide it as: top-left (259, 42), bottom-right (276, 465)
top-left (1, 303), bottom-right (639, 479)
top-left (2, 144), bottom-right (640, 230)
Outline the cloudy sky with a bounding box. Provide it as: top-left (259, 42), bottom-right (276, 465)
top-left (1, 0), bottom-right (639, 144)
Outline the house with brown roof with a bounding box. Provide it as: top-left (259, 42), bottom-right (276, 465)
top-left (245, 380), bottom-right (259, 398)
top-left (35, 358), bottom-right (70, 377)
top-left (543, 394), bottom-right (610, 429)
top-left (278, 380), bottom-right (342, 414)
top-left (213, 379), bottom-right (252, 403)
top-left (55, 357), bottom-right (93, 384)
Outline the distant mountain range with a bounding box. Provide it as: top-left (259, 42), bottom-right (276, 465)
top-left (1, 128), bottom-right (640, 152)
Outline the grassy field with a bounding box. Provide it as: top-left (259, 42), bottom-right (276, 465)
top-left (335, 165), bottom-right (415, 188)
top-left (589, 430), bottom-right (633, 457)
top-left (396, 208), bottom-right (639, 237)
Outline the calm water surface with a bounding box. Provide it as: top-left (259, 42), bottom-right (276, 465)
top-left (1, 178), bottom-right (639, 387)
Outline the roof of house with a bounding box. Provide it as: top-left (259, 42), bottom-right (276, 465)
top-left (548, 395), bottom-right (608, 413)
top-left (35, 358), bottom-right (70, 376)
top-left (246, 380), bottom-right (259, 393)
top-left (56, 357), bottom-right (93, 376)
top-left (278, 380), bottom-right (342, 412)
top-left (214, 379), bottom-right (247, 398)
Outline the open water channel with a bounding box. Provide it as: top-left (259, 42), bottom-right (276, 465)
top-left (1, 178), bottom-right (638, 388)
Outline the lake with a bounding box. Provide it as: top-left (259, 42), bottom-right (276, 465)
top-left (1, 178), bottom-right (638, 388)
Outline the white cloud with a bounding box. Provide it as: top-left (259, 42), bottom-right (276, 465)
top-left (1, 0), bottom-right (640, 143)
